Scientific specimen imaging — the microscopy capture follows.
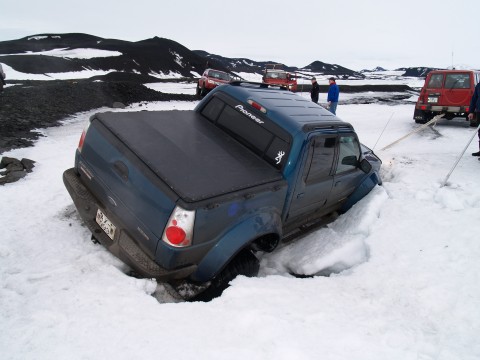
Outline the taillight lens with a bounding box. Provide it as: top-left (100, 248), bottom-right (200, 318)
top-left (162, 206), bottom-right (195, 247)
top-left (78, 121), bottom-right (91, 153)
top-left (247, 99), bottom-right (267, 113)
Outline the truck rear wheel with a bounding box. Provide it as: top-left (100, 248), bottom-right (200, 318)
top-left (191, 249), bottom-right (259, 302)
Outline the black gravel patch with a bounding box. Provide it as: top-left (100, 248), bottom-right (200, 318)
top-left (0, 79), bottom-right (196, 154)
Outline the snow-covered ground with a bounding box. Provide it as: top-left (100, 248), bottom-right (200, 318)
top-left (144, 81), bottom-right (197, 95)
top-left (0, 48), bottom-right (122, 59)
top-left (0, 62), bottom-right (115, 81)
top-left (1, 95), bottom-right (480, 360)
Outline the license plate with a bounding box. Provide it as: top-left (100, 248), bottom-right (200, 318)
top-left (95, 209), bottom-right (116, 240)
top-left (427, 97), bottom-right (438, 103)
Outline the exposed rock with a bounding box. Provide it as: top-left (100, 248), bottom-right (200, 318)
top-left (0, 80), bottom-right (196, 154)
top-left (0, 156), bottom-right (35, 185)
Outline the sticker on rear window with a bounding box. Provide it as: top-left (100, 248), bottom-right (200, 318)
top-left (234, 105), bottom-right (264, 124)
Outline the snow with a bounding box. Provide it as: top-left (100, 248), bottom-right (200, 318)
top-left (1, 95), bottom-right (480, 359)
top-left (143, 82), bottom-right (197, 95)
top-left (148, 70), bottom-right (183, 79)
top-left (0, 62), bottom-right (115, 80)
top-left (1, 48), bottom-right (122, 59)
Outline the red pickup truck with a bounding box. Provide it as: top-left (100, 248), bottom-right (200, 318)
top-left (262, 66), bottom-right (298, 92)
top-left (197, 68), bottom-right (232, 96)
top-left (413, 69), bottom-right (480, 126)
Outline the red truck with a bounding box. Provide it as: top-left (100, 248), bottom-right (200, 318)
top-left (262, 65), bottom-right (298, 92)
top-left (413, 69), bottom-right (480, 126)
top-left (197, 68), bottom-right (232, 96)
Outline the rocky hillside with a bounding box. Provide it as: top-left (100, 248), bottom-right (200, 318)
top-left (1, 33), bottom-right (368, 80)
top-left (0, 33), bottom-right (229, 78)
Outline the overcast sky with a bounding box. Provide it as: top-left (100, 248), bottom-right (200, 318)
top-left (1, 0), bottom-right (478, 71)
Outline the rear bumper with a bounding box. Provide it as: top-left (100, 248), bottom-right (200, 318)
top-left (63, 168), bottom-right (197, 281)
top-left (415, 104), bottom-right (468, 114)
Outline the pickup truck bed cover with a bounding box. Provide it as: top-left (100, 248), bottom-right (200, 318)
top-left (95, 111), bottom-right (284, 202)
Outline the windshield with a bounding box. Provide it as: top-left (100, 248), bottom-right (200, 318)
top-left (208, 70), bottom-right (231, 81)
top-left (265, 71), bottom-right (287, 79)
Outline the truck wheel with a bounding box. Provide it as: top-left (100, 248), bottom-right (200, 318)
top-left (414, 109), bottom-right (427, 124)
top-left (195, 83), bottom-right (201, 97)
top-left (200, 85), bottom-right (207, 97)
top-left (192, 249), bottom-right (259, 302)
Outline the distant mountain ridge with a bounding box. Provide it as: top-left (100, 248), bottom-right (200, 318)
top-left (193, 51), bottom-right (365, 79)
top-left (0, 33), bottom-right (441, 79)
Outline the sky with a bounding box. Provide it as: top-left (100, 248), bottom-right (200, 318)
top-left (1, 91), bottom-right (480, 359)
top-left (1, 0), bottom-right (479, 71)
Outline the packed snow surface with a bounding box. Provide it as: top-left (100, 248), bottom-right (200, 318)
top-left (0, 48), bottom-right (122, 59)
top-left (1, 97), bottom-right (480, 360)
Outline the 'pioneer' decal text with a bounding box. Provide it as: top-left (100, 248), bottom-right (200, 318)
top-left (235, 105), bottom-right (264, 124)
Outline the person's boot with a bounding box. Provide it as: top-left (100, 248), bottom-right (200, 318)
top-left (472, 151), bottom-right (480, 156)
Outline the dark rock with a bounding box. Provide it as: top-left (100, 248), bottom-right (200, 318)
top-left (112, 102), bottom-right (126, 109)
top-left (21, 158), bottom-right (36, 172)
top-left (0, 80), bottom-right (196, 154)
top-left (0, 156), bottom-right (35, 184)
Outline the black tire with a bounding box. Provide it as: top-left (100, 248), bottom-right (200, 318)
top-left (200, 84), bottom-right (208, 97)
top-left (414, 109), bottom-right (427, 124)
top-left (191, 249), bottom-right (260, 302)
top-left (195, 83), bottom-right (201, 97)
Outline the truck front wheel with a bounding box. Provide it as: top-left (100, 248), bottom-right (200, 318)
top-left (192, 249), bottom-right (259, 302)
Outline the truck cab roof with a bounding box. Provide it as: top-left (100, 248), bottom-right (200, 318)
top-left (197, 81), bottom-right (353, 135)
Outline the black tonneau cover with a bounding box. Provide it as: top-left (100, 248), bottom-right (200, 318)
top-left (95, 111), bottom-right (284, 202)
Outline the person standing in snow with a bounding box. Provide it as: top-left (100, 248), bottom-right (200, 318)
top-left (310, 77), bottom-right (320, 103)
top-left (468, 82), bottom-right (480, 158)
top-left (0, 64), bottom-right (6, 92)
top-left (327, 77), bottom-right (339, 115)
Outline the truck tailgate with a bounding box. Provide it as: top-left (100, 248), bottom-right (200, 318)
top-left (95, 110), bottom-right (284, 202)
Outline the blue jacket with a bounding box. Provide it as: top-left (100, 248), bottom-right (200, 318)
top-left (328, 83), bottom-right (339, 102)
top-left (469, 82), bottom-right (480, 113)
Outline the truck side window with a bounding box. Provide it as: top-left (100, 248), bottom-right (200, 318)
top-left (305, 136), bottom-right (336, 183)
top-left (336, 135), bottom-right (361, 174)
top-left (427, 74), bottom-right (444, 88)
top-left (201, 97), bottom-right (225, 122)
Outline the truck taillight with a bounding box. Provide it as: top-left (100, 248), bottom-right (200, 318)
top-left (162, 206), bottom-right (195, 247)
top-left (247, 99), bottom-right (267, 113)
top-left (78, 122), bottom-right (91, 153)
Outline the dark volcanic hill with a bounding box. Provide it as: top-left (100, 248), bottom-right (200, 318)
top-left (299, 61), bottom-right (364, 79)
top-left (193, 50), bottom-right (297, 74)
top-left (0, 33), bottom-right (229, 78)
top-left (193, 51), bottom-right (364, 79)
top-left (401, 67), bottom-right (444, 77)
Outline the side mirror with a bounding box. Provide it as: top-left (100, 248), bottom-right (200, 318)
top-left (359, 158), bottom-right (372, 173)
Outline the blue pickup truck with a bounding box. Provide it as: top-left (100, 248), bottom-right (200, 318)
top-left (63, 82), bottom-right (382, 300)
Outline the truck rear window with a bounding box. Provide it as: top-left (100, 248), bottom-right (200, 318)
top-left (445, 73), bottom-right (470, 89)
top-left (201, 95), bottom-right (291, 169)
top-left (427, 74), bottom-right (444, 88)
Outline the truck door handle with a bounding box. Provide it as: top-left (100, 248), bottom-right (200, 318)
top-left (297, 193), bottom-right (304, 199)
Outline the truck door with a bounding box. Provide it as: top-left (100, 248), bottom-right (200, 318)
top-left (326, 133), bottom-right (365, 208)
top-left (442, 72), bottom-right (472, 106)
top-left (287, 135), bottom-right (336, 224)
